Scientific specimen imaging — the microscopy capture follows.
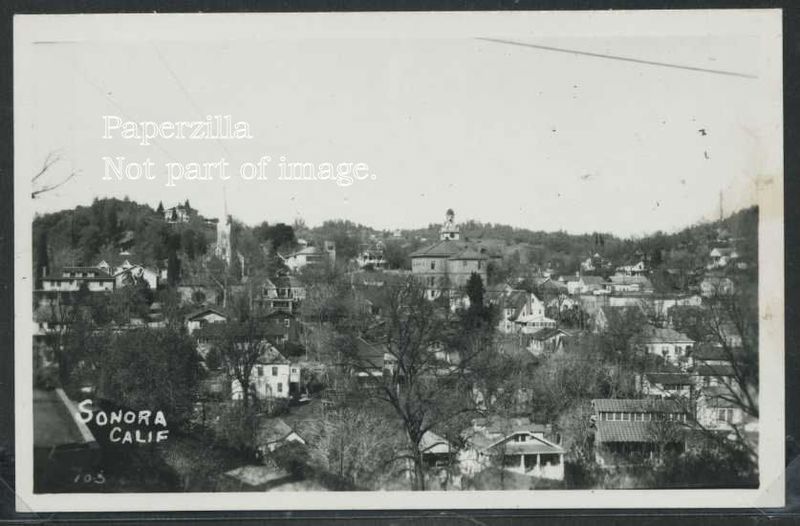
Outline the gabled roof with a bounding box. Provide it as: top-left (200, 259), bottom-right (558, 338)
top-left (255, 345), bottom-right (290, 365)
top-left (580, 276), bottom-right (607, 285)
top-left (497, 437), bottom-right (564, 456)
top-left (186, 307), bottom-right (229, 321)
top-left (255, 417), bottom-right (301, 445)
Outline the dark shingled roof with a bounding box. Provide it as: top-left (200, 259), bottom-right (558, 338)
top-left (595, 421), bottom-right (683, 444)
top-left (692, 364), bottom-right (736, 377)
top-left (645, 372), bottom-right (693, 386)
top-left (409, 240), bottom-right (489, 260)
top-left (691, 344), bottom-right (733, 362)
top-left (592, 398), bottom-right (686, 413)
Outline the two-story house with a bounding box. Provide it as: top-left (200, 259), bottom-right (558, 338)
top-left (231, 344), bottom-right (295, 401)
top-left (591, 398), bottom-right (688, 467)
top-left (486, 287), bottom-right (548, 334)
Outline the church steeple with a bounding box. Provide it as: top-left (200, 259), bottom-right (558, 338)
top-left (440, 208), bottom-right (460, 241)
top-left (215, 187), bottom-right (232, 265)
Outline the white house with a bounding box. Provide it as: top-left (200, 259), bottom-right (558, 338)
top-left (695, 387), bottom-right (745, 433)
top-left (96, 259), bottom-right (159, 289)
top-left (185, 307), bottom-right (229, 334)
top-left (486, 287), bottom-right (546, 334)
top-left (616, 260), bottom-right (647, 276)
top-left (459, 417), bottom-right (565, 480)
top-left (608, 275), bottom-right (654, 294)
top-left (231, 344), bottom-right (293, 400)
top-left (630, 326), bottom-right (695, 367)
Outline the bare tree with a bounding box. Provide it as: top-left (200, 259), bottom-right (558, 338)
top-left (202, 303), bottom-right (267, 409)
top-left (31, 152), bottom-right (79, 199)
top-left (340, 277), bottom-right (485, 490)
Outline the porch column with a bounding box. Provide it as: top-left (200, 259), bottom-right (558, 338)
top-left (536, 454), bottom-right (541, 471)
top-left (519, 454), bottom-right (525, 471)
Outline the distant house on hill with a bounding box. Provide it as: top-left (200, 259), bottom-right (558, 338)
top-left (40, 267), bottom-right (116, 293)
top-left (608, 275), bottom-right (654, 294)
top-left (700, 274), bottom-right (735, 297)
top-left (707, 246), bottom-right (740, 270)
top-left (163, 203), bottom-right (192, 223)
top-left (616, 260), bottom-right (647, 276)
top-left (281, 242), bottom-right (336, 272)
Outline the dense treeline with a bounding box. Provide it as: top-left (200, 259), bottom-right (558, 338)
top-left (32, 197), bottom-right (758, 286)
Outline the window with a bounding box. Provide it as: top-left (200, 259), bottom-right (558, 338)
top-left (702, 376), bottom-right (710, 387)
top-left (283, 319), bottom-right (291, 327)
top-left (272, 367), bottom-right (278, 376)
top-left (430, 261), bottom-right (435, 270)
top-left (717, 408), bottom-right (733, 423)
top-left (633, 413), bottom-right (643, 422)
top-left (622, 412), bottom-right (631, 421)
top-left (478, 261), bottom-right (482, 269)
top-left (257, 366), bottom-right (264, 377)
top-left (277, 382), bottom-right (283, 393)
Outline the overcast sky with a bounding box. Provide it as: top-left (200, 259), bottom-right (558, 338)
top-left (16, 11), bottom-right (782, 237)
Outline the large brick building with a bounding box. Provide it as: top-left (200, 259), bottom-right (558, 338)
top-left (410, 209), bottom-right (489, 299)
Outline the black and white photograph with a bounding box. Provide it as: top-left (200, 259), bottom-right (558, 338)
top-left (13, 10), bottom-right (784, 511)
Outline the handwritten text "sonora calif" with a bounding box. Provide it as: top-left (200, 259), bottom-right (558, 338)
top-left (77, 400), bottom-right (169, 444)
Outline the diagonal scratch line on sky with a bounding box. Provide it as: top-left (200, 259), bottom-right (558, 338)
top-left (477, 38), bottom-right (758, 80)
